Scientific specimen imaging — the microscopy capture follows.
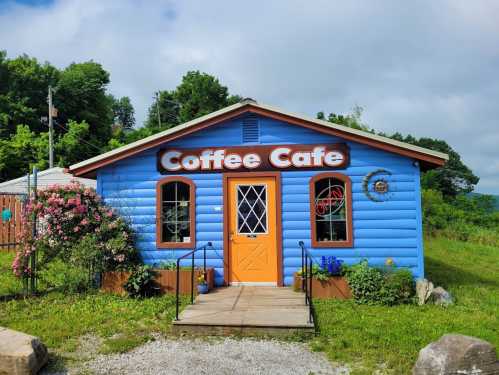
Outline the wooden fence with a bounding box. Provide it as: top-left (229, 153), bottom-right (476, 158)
top-left (0, 193), bottom-right (25, 251)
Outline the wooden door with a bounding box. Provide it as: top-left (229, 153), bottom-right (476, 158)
top-left (227, 176), bottom-right (278, 284)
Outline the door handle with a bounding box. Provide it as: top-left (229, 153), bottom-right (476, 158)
top-left (229, 231), bottom-right (234, 241)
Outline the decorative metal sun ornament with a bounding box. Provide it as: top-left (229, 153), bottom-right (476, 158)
top-left (374, 179), bottom-right (389, 194)
top-left (362, 169), bottom-right (392, 202)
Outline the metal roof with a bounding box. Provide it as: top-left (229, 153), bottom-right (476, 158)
top-left (0, 167), bottom-right (96, 193)
top-left (69, 101), bottom-right (448, 176)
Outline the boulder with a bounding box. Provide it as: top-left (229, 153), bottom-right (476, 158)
top-left (0, 327), bottom-right (48, 375)
top-left (431, 286), bottom-right (453, 306)
top-left (416, 279), bottom-right (434, 305)
top-left (413, 334), bottom-right (499, 375)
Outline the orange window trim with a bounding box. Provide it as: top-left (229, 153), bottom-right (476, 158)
top-left (156, 176), bottom-right (196, 249)
top-left (309, 172), bottom-right (353, 248)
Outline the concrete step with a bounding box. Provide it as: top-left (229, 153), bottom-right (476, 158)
top-left (172, 286), bottom-right (314, 336)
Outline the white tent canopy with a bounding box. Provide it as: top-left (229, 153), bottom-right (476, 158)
top-left (0, 167), bottom-right (96, 194)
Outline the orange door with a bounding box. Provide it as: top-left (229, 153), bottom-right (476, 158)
top-left (228, 177), bottom-right (278, 284)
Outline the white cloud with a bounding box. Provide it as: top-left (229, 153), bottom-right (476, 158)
top-left (1, 0), bottom-right (498, 193)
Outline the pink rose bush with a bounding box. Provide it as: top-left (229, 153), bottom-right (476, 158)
top-left (13, 181), bottom-right (140, 279)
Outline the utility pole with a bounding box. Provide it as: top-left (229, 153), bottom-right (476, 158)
top-left (155, 92), bottom-right (162, 130)
top-left (48, 86), bottom-right (54, 168)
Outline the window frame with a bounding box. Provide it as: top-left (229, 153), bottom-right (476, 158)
top-left (156, 176), bottom-right (196, 249)
top-left (309, 172), bottom-right (353, 248)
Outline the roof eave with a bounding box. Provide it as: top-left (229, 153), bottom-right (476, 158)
top-left (69, 102), bottom-right (448, 177)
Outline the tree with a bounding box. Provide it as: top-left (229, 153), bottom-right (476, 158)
top-left (0, 124), bottom-right (48, 181)
top-left (144, 90), bottom-right (179, 130)
top-left (317, 105), bottom-right (372, 132)
top-left (144, 71), bottom-right (242, 130)
top-left (0, 53), bottom-right (135, 182)
top-left (106, 120), bottom-right (155, 152)
top-left (0, 120), bottom-right (97, 181)
top-left (55, 120), bottom-right (95, 167)
top-left (175, 71), bottom-right (239, 123)
top-left (0, 51), bottom-right (11, 138)
top-left (111, 96), bottom-right (135, 130)
top-left (0, 52), bottom-right (59, 138)
top-left (391, 134), bottom-right (479, 197)
top-left (55, 61), bottom-right (114, 149)
top-left (319, 108), bottom-right (479, 197)
top-left (0, 53), bottom-right (119, 182)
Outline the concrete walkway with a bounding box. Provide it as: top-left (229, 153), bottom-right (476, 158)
top-left (172, 286), bottom-right (314, 335)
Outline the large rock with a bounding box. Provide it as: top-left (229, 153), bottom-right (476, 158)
top-left (430, 286), bottom-right (454, 306)
top-left (0, 327), bottom-right (48, 374)
top-left (413, 334), bottom-right (499, 375)
top-left (416, 279), bottom-right (434, 305)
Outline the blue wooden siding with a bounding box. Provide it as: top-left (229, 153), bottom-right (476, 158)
top-left (97, 114), bottom-right (424, 286)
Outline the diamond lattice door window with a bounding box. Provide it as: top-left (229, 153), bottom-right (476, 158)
top-left (236, 184), bottom-right (268, 234)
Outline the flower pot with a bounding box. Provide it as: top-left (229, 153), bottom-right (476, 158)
top-left (293, 272), bottom-right (352, 299)
top-left (197, 283), bottom-right (209, 294)
top-left (102, 268), bottom-right (215, 295)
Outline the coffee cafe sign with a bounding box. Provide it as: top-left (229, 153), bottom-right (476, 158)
top-left (157, 143), bottom-right (349, 173)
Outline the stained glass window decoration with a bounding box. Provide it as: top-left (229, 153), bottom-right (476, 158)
top-left (314, 177), bottom-right (347, 242)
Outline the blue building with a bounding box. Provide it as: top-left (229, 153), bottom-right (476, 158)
top-left (70, 100), bottom-right (447, 286)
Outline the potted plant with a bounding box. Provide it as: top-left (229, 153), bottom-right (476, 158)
top-left (102, 264), bottom-right (215, 295)
top-left (197, 274), bottom-right (209, 294)
top-left (294, 256), bottom-right (352, 299)
top-left (123, 265), bottom-right (158, 298)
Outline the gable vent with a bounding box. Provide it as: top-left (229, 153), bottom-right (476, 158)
top-left (242, 116), bottom-right (259, 143)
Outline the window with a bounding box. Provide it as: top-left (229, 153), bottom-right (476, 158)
top-left (309, 173), bottom-right (353, 247)
top-left (156, 177), bottom-right (195, 248)
top-left (237, 184), bottom-right (268, 234)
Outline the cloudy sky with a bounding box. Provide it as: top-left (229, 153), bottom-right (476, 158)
top-left (1, 0), bottom-right (498, 193)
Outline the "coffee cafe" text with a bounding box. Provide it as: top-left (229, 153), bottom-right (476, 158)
top-left (157, 144), bottom-right (350, 173)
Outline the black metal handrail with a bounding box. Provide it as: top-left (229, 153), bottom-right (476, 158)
top-left (175, 241), bottom-right (213, 321)
top-left (298, 240), bottom-right (316, 324)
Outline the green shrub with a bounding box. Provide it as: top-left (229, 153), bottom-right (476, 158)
top-left (379, 269), bottom-right (415, 305)
top-left (38, 259), bottom-right (90, 293)
top-left (345, 261), bottom-right (384, 305)
top-left (156, 260), bottom-right (177, 270)
top-left (421, 188), bottom-right (499, 246)
top-left (13, 182), bottom-right (141, 283)
top-left (468, 226), bottom-right (499, 247)
top-left (346, 261), bottom-right (415, 305)
top-left (123, 265), bottom-right (157, 298)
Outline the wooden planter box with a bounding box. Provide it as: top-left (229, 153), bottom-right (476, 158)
top-left (293, 272), bottom-right (352, 299)
top-left (102, 268), bottom-right (215, 295)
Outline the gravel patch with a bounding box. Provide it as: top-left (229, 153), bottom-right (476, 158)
top-left (85, 337), bottom-right (349, 375)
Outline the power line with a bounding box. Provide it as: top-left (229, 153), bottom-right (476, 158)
top-left (48, 86), bottom-right (54, 168)
top-left (53, 121), bottom-right (102, 152)
top-left (153, 92), bottom-right (181, 127)
top-left (155, 92), bottom-right (161, 129)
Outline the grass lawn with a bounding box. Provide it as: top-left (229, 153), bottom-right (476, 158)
top-left (0, 251), bottom-right (22, 296)
top-left (0, 291), bottom-right (183, 370)
top-left (0, 237), bottom-right (497, 374)
top-left (0, 249), bottom-right (182, 356)
top-left (0, 250), bottom-right (185, 370)
top-left (0, 292), bottom-right (180, 350)
top-left (313, 237), bottom-right (499, 374)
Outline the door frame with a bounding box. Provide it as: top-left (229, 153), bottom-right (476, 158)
top-left (222, 171), bottom-right (283, 286)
